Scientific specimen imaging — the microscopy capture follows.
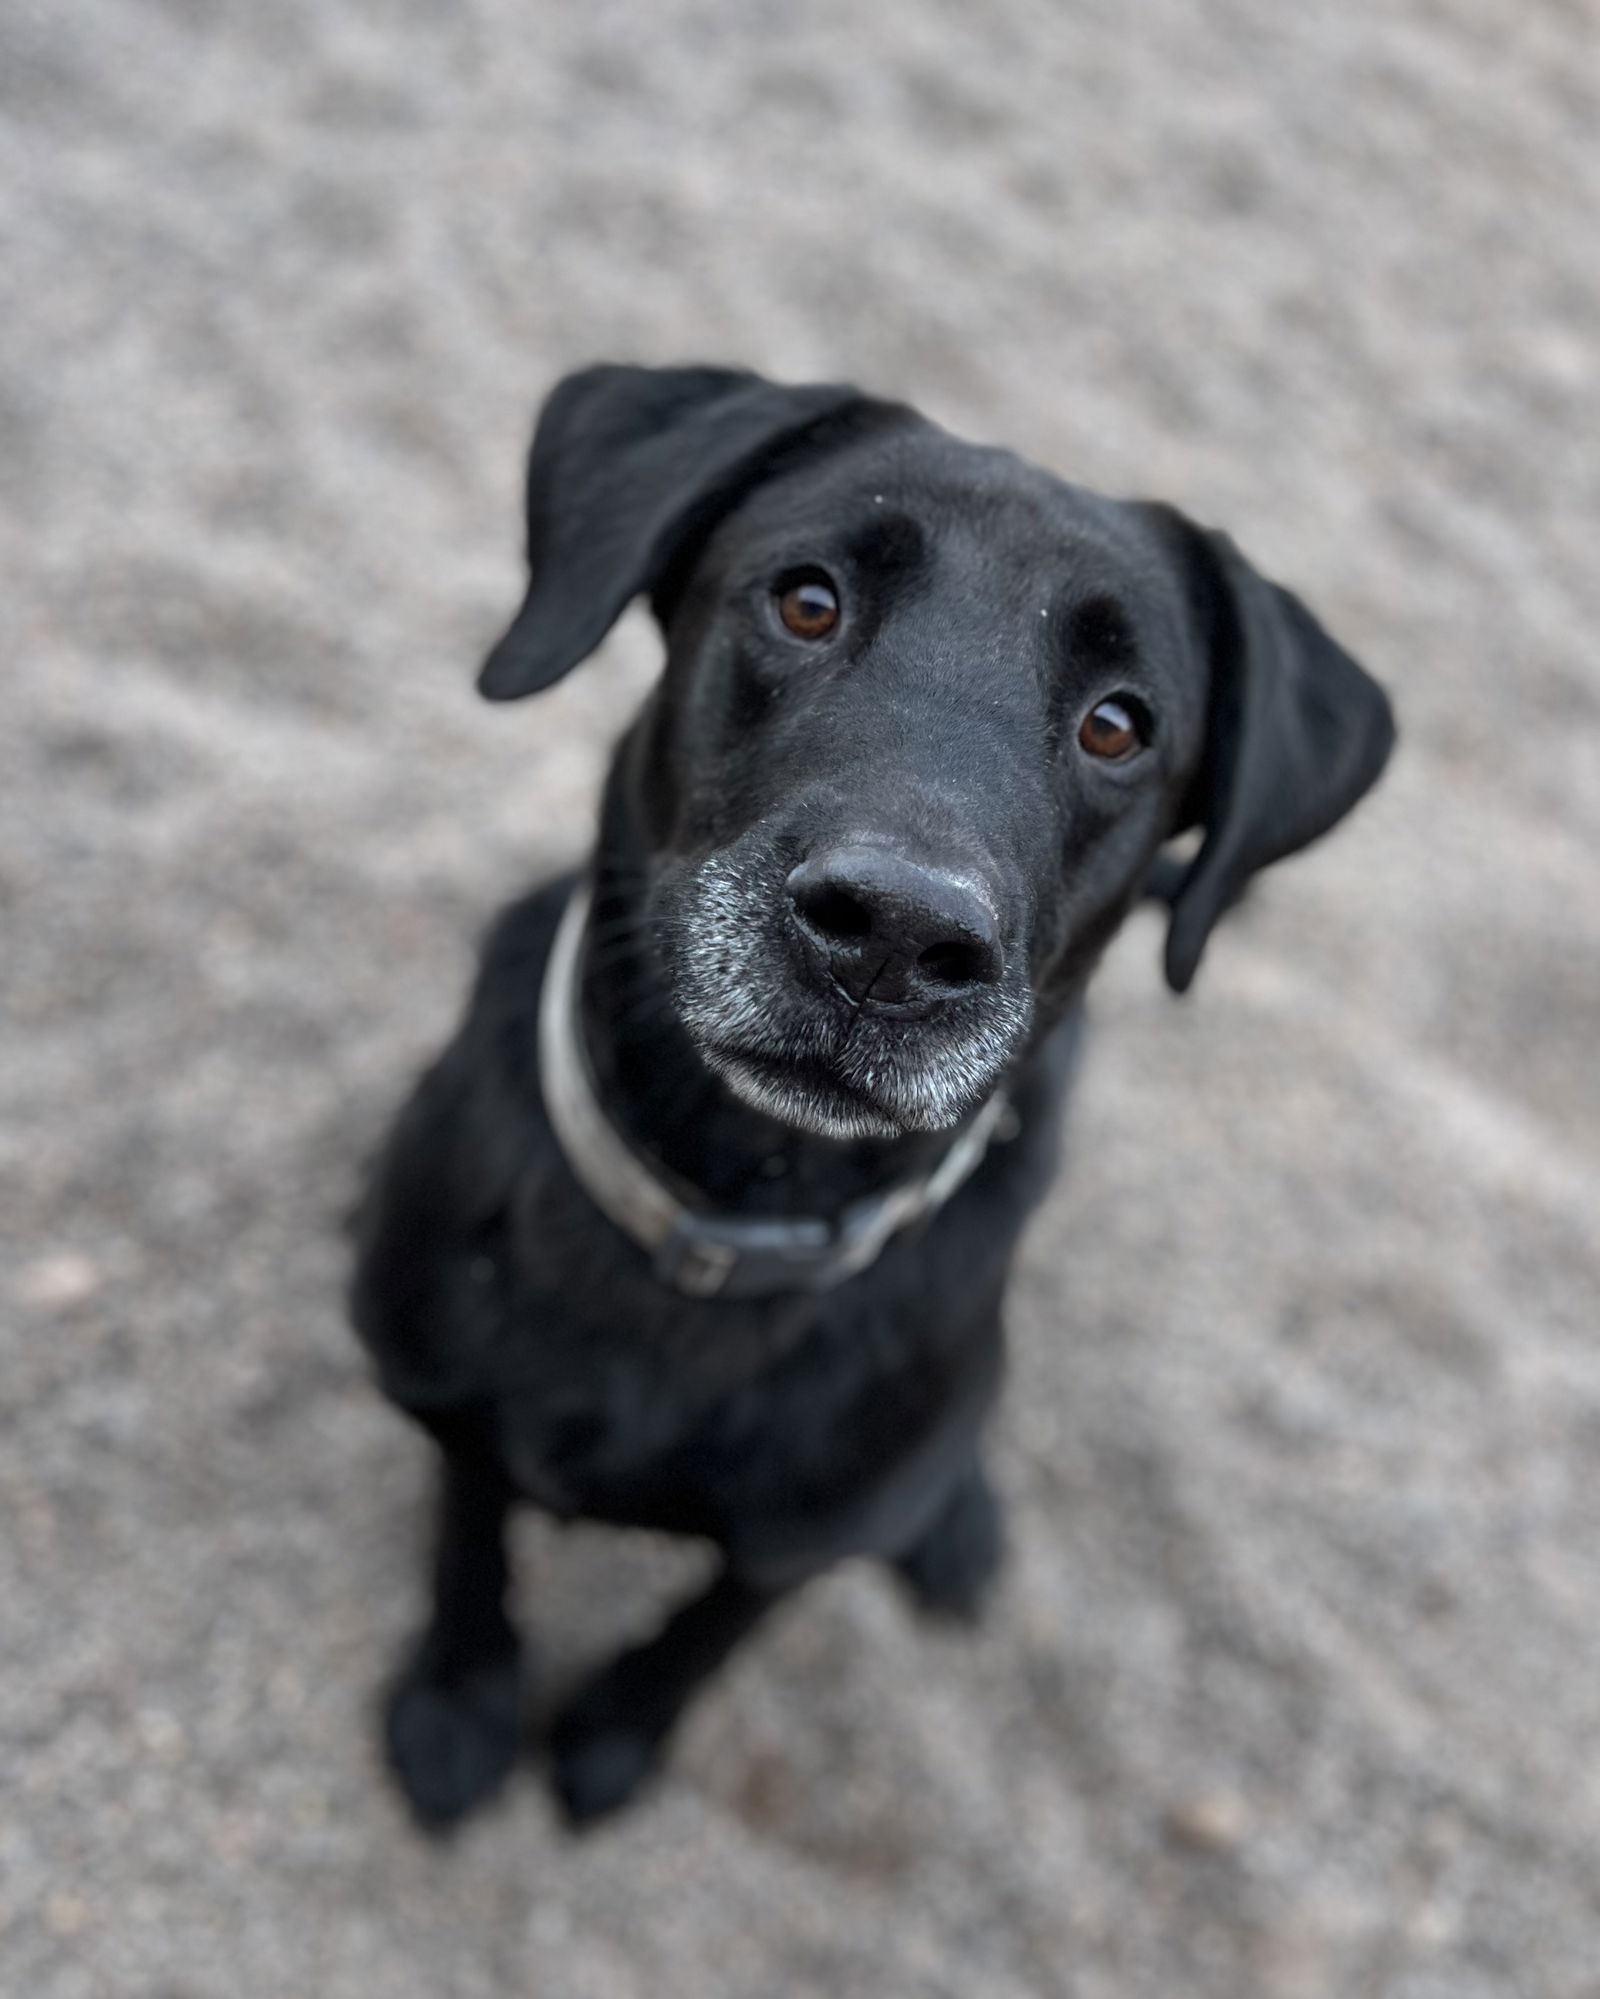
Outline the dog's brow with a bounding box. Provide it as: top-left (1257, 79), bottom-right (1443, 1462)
top-left (1063, 592), bottom-right (1136, 662)
top-left (839, 509), bottom-right (927, 574)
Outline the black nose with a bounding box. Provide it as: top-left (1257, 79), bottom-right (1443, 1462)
top-left (787, 846), bottom-right (1004, 1009)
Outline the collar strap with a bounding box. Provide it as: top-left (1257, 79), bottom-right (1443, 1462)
top-left (538, 876), bottom-right (1014, 1300)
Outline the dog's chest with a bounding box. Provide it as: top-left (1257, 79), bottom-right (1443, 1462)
top-left (466, 1133), bottom-right (1020, 1524)
top-left (488, 1261), bottom-right (1004, 1568)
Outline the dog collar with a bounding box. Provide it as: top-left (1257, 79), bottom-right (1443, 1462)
top-left (538, 876), bottom-right (1014, 1300)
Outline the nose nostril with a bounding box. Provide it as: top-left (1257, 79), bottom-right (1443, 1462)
top-left (918, 939), bottom-right (988, 987)
top-left (788, 848), bottom-right (1004, 1004)
top-left (796, 881), bottom-right (873, 943)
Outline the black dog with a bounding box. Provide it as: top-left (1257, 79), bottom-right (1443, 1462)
top-left (350, 364), bottom-right (1394, 1829)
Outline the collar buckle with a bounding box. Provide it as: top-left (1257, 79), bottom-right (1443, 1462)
top-left (654, 1228), bottom-right (741, 1299)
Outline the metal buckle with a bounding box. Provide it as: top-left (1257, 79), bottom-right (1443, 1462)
top-left (655, 1229), bottom-right (741, 1298)
top-left (654, 1211), bottom-right (840, 1300)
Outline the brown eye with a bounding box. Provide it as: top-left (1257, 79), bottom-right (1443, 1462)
top-left (776, 575), bottom-right (840, 640)
top-left (1078, 696), bottom-right (1144, 761)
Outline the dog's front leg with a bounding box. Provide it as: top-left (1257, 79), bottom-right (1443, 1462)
top-left (547, 1564), bottom-right (789, 1827)
top-left (384, 1421), bottom-right (523, 1831)
top-left (890, 1451), bottom-right (1004, 1623)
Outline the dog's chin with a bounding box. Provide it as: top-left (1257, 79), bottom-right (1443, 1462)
top-left (697, 1042), bottom-right (983, 1144)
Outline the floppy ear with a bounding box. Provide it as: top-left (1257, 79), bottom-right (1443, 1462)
top-left (478, 364), bottom-right (883, 700)
top-left (1146, 509), bottom-right (1397, 994)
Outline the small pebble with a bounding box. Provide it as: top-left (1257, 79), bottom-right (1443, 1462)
top-left (1165, 1793), bottom-right (1250, 1854)
top-left (16, 1254), bottom-right (102, 1309)
top-left (44, 1892), bottom-right (88, 1938)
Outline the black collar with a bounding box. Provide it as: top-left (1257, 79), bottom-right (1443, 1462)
top-left (538, 877), bottom-right (1014, 1299)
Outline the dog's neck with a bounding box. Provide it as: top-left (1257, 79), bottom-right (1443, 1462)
top-left (578, 768), bottom-right (958, 1222)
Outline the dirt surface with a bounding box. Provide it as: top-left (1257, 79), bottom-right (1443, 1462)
top-left (4, 2), bottom-right (1598, 1993)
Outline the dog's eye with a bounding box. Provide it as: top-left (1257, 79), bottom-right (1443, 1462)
top-left (1078, 696), bottom-right (1147, 762)
top-left (776, 574), bottom-right (840, 641)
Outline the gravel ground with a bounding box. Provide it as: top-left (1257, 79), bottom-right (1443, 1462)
top-left (4, 2), bottom-right (1598, 1994)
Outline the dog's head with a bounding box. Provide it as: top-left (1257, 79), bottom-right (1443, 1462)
top-left (482, 365), bottom-right (1394, 1142)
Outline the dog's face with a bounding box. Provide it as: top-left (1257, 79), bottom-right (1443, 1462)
top-left (640, 436), bottom-right (1209, 1137)
top-left (481, 367), bottom-right (1395, 1141)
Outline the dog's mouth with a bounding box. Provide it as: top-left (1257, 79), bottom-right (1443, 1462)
top-left (656, 850), bottom-right (1032, 1143)
top-left (704, 1047), bottom-right (912, 1142)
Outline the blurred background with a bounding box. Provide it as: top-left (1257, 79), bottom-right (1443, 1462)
top-left (3, 2), bottom-right (1598, 1994)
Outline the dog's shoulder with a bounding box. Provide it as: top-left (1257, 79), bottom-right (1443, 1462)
top-left (349, 878), bottom-right (572, 1411)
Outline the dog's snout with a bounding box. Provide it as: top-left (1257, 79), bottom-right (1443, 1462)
top-left (786, 847), bottom-right (1003, 1008)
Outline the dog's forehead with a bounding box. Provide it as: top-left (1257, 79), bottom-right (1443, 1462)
top-left (726, 421), bottom-right (1161, 598)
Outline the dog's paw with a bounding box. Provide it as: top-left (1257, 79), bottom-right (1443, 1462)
top-left (384, 1646), bottom-right (524, 1832)
top-left (893, 1467), bottom-right (1004, 1625)
top-left (548, 1721), bottom-right (659, 1828)
top-left (546, 1677), bottom-right (665, 1828)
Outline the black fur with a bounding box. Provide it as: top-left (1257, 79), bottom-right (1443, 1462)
top-left (351, 364), bottom-right (1395, 1828)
